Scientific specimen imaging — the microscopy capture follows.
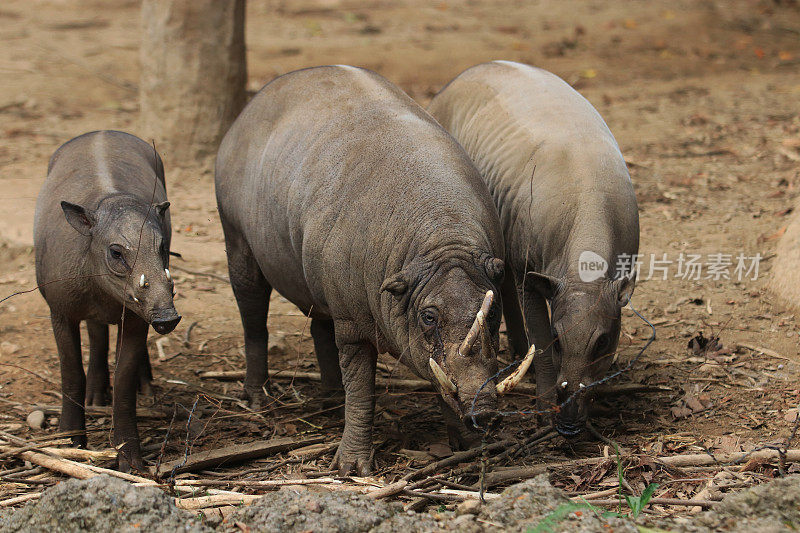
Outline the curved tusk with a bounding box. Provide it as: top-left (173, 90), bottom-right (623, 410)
top-left (496, 344), bottom-right (536, 394)
top-left (458, 290), bottom-right (494, 356)
top-left (429, 357), bottom-right (457, 395)
top-left (139, 274), bottom-right (146, 288)
top-left (165, 268), bottom-right (171, 281)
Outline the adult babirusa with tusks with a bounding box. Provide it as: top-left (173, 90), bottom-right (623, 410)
top-left (430, 61), bottom-right (639, 436)
top-left (34, 130), bottom-right (180, 471)
top-left (215, 65), bottom-right (528, 475)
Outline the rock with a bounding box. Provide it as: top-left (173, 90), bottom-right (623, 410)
top-left (456, 499), bottom-right (482, 515)
top-left (26, 410), bottom-right (45, 430)
top-left (653, 474), bottom-right (800, 532)
top-left (1, 341), bottom-right (19, 354)
top-left (1, 475), bottom-right (209, 532)
top-left (47, 417), bottom-right (58, 427)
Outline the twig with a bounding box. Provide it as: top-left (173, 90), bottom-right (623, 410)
top-left (403, 439), bottom-right (517, 481)
top-left (0, 493), bottom-right (41, 507)
top-left (0, 444), bottom-right (117, 462)
top-left (588, 497), bottom-right (717, 508)
top-left (737, 343), bottom-right (791, 361)
top-left (367, 479), bottom-right (408, 499)
top-left (170, 265), bottom-right (230, 284)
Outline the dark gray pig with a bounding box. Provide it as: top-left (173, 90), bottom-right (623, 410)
top-left (429, 61), bottom-right (639, 436)
top-left (34, 130), bottom-right (181, 471)
top-left (216, 65), bottom-right (532, 475)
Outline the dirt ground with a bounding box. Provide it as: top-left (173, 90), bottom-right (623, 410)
top-left (2, 0), bottom-right (800, 524)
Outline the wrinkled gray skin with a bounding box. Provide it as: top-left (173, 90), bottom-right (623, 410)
top-left (215, 66), bottom-right (506, 475)
top-left (429, 61), bottom-right (639, 436)
top-left (34, 130), bottom-right (180, 471)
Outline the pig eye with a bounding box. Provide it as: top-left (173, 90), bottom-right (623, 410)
top-left (107, 244), bottom-right (130, 275)
top-left (419, 308), bottom-right (438, 327)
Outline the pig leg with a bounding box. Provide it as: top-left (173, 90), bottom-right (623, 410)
top-left (501, 270), bottom-right (529, 359)
top-left (86, 320), bottom-right (111, 406)
top-left (332, 333), bottom-right (377, 476)
top-left (224, 223), bottom-right (272, 410)
top-left (520, 288), bottom-right (558, 420)
top-left (310, 318), bottom-right (344, 403)
top-left (113, 314), bottom-right (149, 472)
top-left (138, 355), bottom-right (154, 397)
top-left (52, 313), bottom-right (87, 447)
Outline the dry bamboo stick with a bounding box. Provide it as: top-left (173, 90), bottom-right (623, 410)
top-left (0, 492), bottom-right (41, 507)
top-left (174, 493), bottom-right (262, 510)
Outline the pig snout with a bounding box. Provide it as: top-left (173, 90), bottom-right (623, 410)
top-left (463, 405), bottom-right (501, 431)
top-left (150, 307), bottom-right (181, 334)
top-left (554, 382), bottom-right (588, 437)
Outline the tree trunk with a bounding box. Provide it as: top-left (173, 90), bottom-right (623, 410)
top-left (769, 201), bottom-right (800, 311)
top-left (139, 0), bottom-right (247, 166)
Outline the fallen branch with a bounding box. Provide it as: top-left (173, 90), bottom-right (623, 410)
top-left (22, 404), bottom-right (169, 420)
top-left (367, 479), bottom-right (408, 499)
top-left (403, 439), bottom-right (517, 481)
top-left (656, 449), bottom-right (800, 467)
top-left (198, 370), bottom-right (670, 397)
top-left (737, 343), bottom-right (791, 361)
top-left (155, 435), bottom-right (326, 476)
top-left (439, 488), bottom-right (501, 500)
top-left (171, 477), bottom-right (340, 489)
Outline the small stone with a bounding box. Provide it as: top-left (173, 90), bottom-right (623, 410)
top-left (1, 341), bottom-right (19, 354)
top-left (456, 498), bottom-right (482, 515)
top-left (48, 417), bottom-right (58, 427)
top-left (27, 410), bottom-right (46, 430)
top-left (305, 500), bottom-right (322, 513)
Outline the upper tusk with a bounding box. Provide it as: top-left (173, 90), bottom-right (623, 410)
top-left (496, 344), bottom-right (536, 394)
top-left (165, 268), bottom-right (171, 281)
top-left (458, 290), bottom-right (494, 356)
top-left (429, 357), bottom-right (457, 395)
top-left (139, 274), bottom-right (146, 288)
top-left (561, 381), bottom-right (568, 389)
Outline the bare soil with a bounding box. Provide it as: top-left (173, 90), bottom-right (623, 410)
top-left (1, 0), bottom-right (800, 523)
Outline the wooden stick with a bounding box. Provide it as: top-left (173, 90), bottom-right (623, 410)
top-left (174, 493), bottom-right (262, 510)
top-left (737, 342), bottom-right (791, 361)
top-left (367, 480), bottom-right (408, 499)
top-left (402, 488), bottom-right (463, 502)
top-left (439, 488), bottom-right (501, 500)
top-left (570, 487), bottom-right (621, 501)
top-left (198, 370), bottom-right (671, 397)
top-left (155, 435), bottom-right (326, 476)
top-left (0, 445), bottom-right (117, 462)
top-left (588, 497), bottom-right (717, 509)
top-left (0, 492), bottom-right (41, 507)
top-left (172, 477), bottom-right (340, 489)
top-left (656, 449), bottom-right (800, 467)
top-left (403, 439), bottom-right (517, 481)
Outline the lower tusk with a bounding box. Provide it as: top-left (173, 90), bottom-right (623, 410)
top-left (139, 274), bottom-right (146, 288)
top-left (496, 344), bottom-right (536, 394)
top-left (133, 296), bottom-right (140, 303)
top-left (429, 357), bottom-right (457, 395)
top-left (165, 268), bottom-right (171, 281)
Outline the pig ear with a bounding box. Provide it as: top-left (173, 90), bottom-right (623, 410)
top-left (61, 201), bottom-right (96, 236)
top-left (483, 256), bottom-right (505, 283)
top-left (525, 271), bottom-right (561, 300)
top-left (611, 269), bottom-right (636, 307)
top-left (380, 272), bottom-right (408, 297)
top-left (153, 201), bottom-right (170, 218)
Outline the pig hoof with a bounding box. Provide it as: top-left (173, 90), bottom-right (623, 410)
top-left (138, 377), bottom-right (154, 397)
top-left (86, 387), bottom-right (111, 407)
top-left (241, 384), bottom-right (271, 411)
top-left (332, 448), bottom-right (372, 476)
